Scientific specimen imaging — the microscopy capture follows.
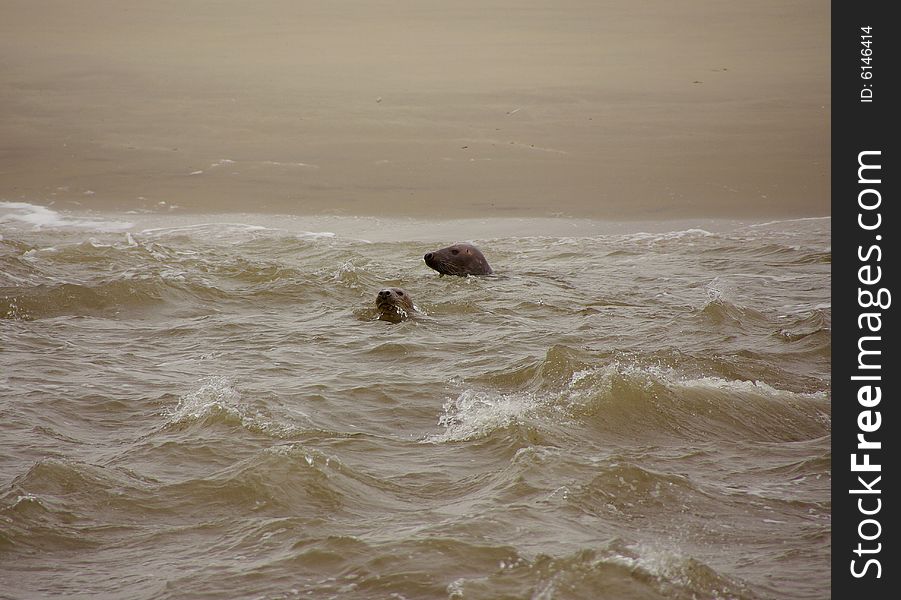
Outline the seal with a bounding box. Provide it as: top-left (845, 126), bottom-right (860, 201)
top-left (375, 287), bottom-right (416, 321)
top-left (423, 243), bottom-right (493, 276)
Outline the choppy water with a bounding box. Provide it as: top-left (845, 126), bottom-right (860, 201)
top-left (1, 203), bottom-right (830, 599)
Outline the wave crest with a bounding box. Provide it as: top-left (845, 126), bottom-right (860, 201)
top-left (164, 377), bottom-right (306, 438)
top-left (427, 346), bottom-right (829, 445)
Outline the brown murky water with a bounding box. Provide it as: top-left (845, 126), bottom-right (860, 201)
top-left (1, 205), bottom-right (830, 599)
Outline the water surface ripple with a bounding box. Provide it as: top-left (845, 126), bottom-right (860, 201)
top-left (1, 209), bottom-right (830, 599)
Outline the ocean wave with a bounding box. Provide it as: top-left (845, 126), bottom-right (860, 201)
top-left (0, 213), bottom-right (831, 599)
top-left (1, 280), bottom-right (163, 320)
top-left (571, 461), bottom-right (705, 517)
top-left (696, 287), bottom-right (772, 329)
top-left (164, 377), bottom-right (308, 439)
top-left (0, 228), bottom-right (334, 319)
top-left (139, 222), bottom-right (270, 241)
top-left (138, 222), bottom-right (335, 245)
top-left (0, 201), bottom-right (133, 231)
top-left (157, 445), bottom-right (347, 515)
top-left (773, 308), bottom-right (831, 342)
top-left (1, 458), bottom-right (144, 552)
top-left (748, 216), bottom-right (830, 228)
top-left (226, 527), bottom-right (757, 600)
top-left (564, 362), bottom-right (830, 442)
top-left (423, 389), bottom-right (549, 444)
top-left (0, 275), bottom-right (229, 320)
top-left (426, 345), bottom-right (829, 445)
top-left (619, 228), bottom-right (715, 243)
top-left (449, 542), bottom-right (757, 600)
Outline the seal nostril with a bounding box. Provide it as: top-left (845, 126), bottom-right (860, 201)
top-left (424, 253), bottom-right (432, 261)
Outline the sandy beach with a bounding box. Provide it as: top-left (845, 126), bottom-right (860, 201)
top-left (1, 0), bottom-right (829, 219)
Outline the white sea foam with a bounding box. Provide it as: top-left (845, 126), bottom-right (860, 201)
top-left (665, 373), bottom-right (828, 401)
top-left (705, 277), bottom-right (725, 303)
top-left (139, 222), bottom-right (272, 244)
top-left (748, 216), bottom-right (831, 228)
top-left (138, 221), bottom-right (336, 242)
top-left (16, 244), bottom-right (55, 258)
top-left (140, 222), bottom-right (269, 236)
top-left (208, 159), bottom-right (235, 168)
top-left (167, 377), bottom-right (243, 422)
top-left (0, 201), bottom-right (133, 231)
top-left (260, 160), bottom-right (319, 168)
top-left (297, 231), bottom-right (336, 239)
top-left (166, 377), bottom-right (304, 437)
top-left (425, 356), bottom-right (828, 445)
top-left (606, 543), bottom-right (703, 591)
top-left (568, 362), bottom-right (827, 403)
top-left (424, 389), bottom-right (543, 443)
top-left (620, 228), bottom-right (714, 243)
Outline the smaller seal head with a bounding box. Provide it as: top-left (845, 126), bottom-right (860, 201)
top-left (375, 287), bottom-right (415, 321)
top-left (424, 243), bottom-right (493, 276)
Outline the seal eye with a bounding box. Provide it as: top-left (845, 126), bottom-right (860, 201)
top-left (451, 249), bottom-right (459, 255)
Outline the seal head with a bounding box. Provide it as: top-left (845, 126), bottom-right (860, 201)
top-left (375, 287), bottom-right (415, 321)
top-left (423, 243), bottom-right (493, 276)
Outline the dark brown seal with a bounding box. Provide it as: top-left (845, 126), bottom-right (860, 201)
top-left (375, 287), bottom-right (416, 321)
top-left (423, 243), bottom-right (493, 276)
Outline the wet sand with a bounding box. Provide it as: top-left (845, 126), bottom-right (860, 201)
top-left (1, 0), bottom-right (829, 219)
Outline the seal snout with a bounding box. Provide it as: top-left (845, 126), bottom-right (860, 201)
top-left (423, 251), bottom-right (441, 272)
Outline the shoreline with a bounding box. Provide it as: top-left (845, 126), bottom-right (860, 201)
top-left (1, 200), bottom-right (830, 242)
